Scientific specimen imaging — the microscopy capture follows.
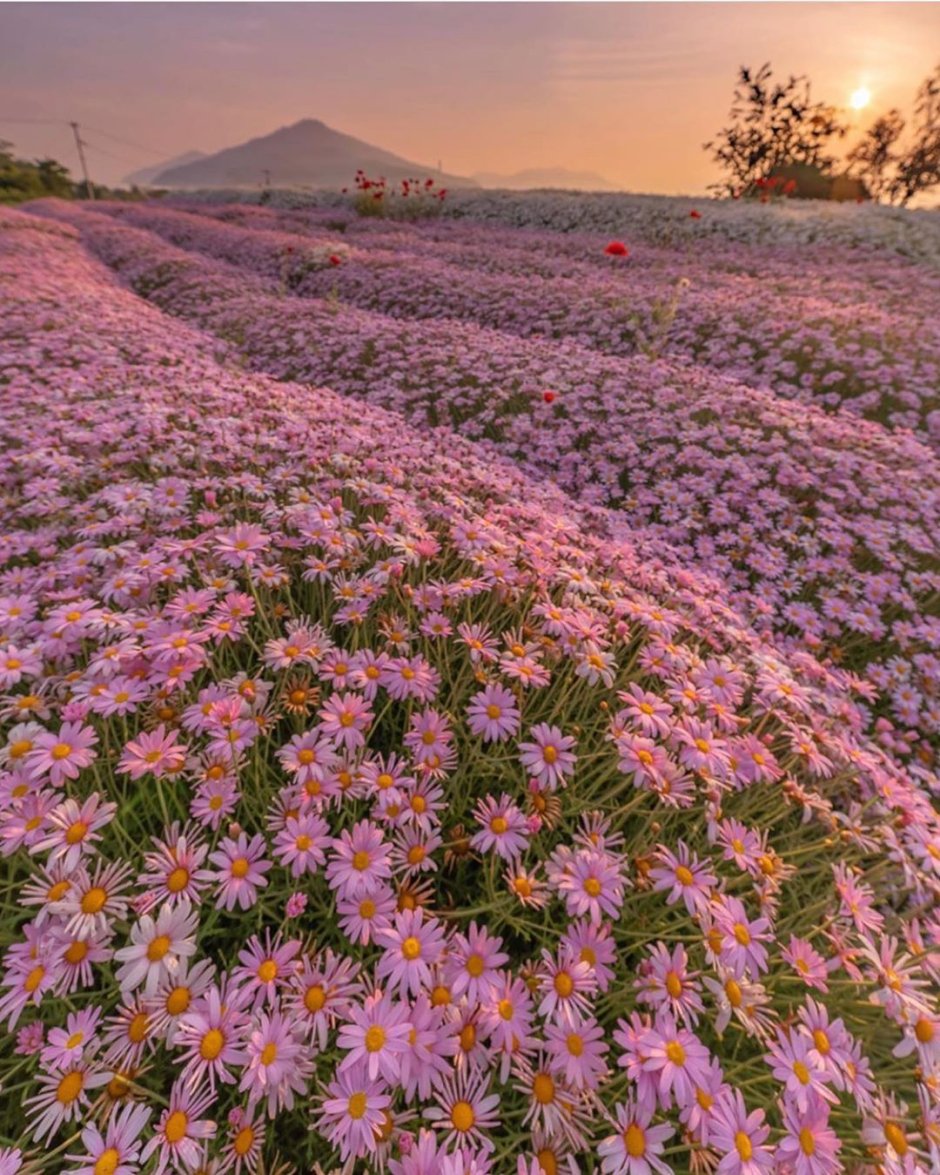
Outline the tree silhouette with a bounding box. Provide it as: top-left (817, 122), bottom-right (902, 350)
top-left (705, 64), bottom-right (847, 197)
top-left (848, 65), bottom-right (940, 205)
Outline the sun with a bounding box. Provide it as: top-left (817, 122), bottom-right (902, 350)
top-left (849, 86), bottom-right (871, 111)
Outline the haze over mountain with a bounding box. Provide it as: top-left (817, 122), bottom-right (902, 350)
top-left (471, 167), bottom-right (622, 192)
top-left (152, 119), bottom-right (476, 190)
top-left (125, 151), bottom-right (207, 187)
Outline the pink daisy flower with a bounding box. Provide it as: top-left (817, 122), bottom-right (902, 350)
top-left (177, 983), bottom-right (249, 1090)
top-left (273, 811), bottom-right (330, 878)
top-left (326, 820), bottom-right (392, 899)
top-left (27, 722), bottom-right (98, 786)
top-left (140, 1083), bottom-right (217, 1175)
top-left (781, 937), bottom-right (831, 993)
top-left (710, 1089), bottom-right (774, 1175)
top-left (776, 1098), bottom-right (843, 1175)
top-left (597, 1097), bottom-right (674, 1174)
top-left (466, 684), bottom-right (521, 743)
top-left (64, 1102), bottom-right (150, 1174)
top-left (642, 1014), bottom-right (712, 1110)
top-left (319, 1069), bottom-right (391, 1162)
top-left (545, 1014), bottom-right (609, 1090)
top-left (319, 691), bottom-right (373, 752)
top-left (113, 899), bottom-right (198, 996)
top-left (118, 724), bottom-right (187, 781)
top-left (376, 907), bottom-right (448, 997)
top-left (519, 723), bottom-right (577, 790)
top-left (240, 1010), bottom-right (313, 1116)
top-left (337, 989), bottom-right (412, 1083)
top-left (648, 842), bottom-right (716, 915)
top-left (470, 793), bottom-right (529, 861)
top-left (427, 1069), bottom-right (501, 1154)
top-left (446, 922), bottom-right (509, 1005)
top-left (208, 833), bottom-right (271, 911)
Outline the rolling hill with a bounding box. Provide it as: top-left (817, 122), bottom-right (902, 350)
top-left (152, 119), bottom-right (475, 190)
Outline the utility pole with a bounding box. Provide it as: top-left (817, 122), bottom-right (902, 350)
top-left (70, 121), bottom-right (94, 199)
top-left (262, 169), bottom-right (271, 189)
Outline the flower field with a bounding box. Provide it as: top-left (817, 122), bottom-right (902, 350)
top-left (0, 196), bottom-right (937, 1173)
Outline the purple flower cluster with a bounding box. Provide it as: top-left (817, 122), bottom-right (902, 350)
top-left (33, 200), bottom-right (940, 756)
top-left (0, 205), bottom-right (938, 1173)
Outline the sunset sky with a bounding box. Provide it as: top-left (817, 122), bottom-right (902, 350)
top-left (2, 2), bottom-right (938, 192)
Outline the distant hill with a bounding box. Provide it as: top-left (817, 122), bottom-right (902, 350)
top-left (472, 167), bottom-right (621, 192)
top-left (152, 119), bottom-right (476, 190)
top-left (125, 151), bottom-right (207, 187)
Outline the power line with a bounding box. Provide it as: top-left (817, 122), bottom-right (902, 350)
top-left (82, 124), bottom-right (177, 162)
top-left (0, 117), bottom-right (65, 126)
top-left (83, 139), bottom-right (148, 167)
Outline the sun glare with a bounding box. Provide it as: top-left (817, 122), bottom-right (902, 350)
top-left (849, 86), bottom-right (871, 110)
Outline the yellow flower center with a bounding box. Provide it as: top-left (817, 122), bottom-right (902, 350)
top-left (401, 936), bottom-right (422, 961)
top-left (166, 986), bottom-right (191, 1016)
top-left (735, 1132), bottom-right (753, 1161)
top-left (234, 1125), bottom-right (255, 1155)
top-left (554, 971), bottom-right (574, 998)
top-left (65, 820), bottom-right (88, 845)
top-left (128, 1012), bottom-right (149, 1043)
top-left (165, 1110), bottom-right (189, 1144)
top-left (147, 935), bottom-right (172, 962)
top-left (451, 1101), bottom-right (475, 1133)
top-left (365, 1025), bottom-right (386, 1052)
top-left (167, 867), bottom-right (189, 893)
top-left (24, 964), bottom-right (46, 992)
top-left (81, 886), bottom-right (108, 915)
top-left (884, 1123), bottom-right (908, 1156)
top-left (200, 1028), bottom-right (225, 1060)
top-left (257, 960), bottom-right (278, 983)
top-left (65, 941), bottom-right (88, 965)
top-left (304, 984), bottom-right (326, 1013)
top-left (666, 1040), bottom-right (686, 1065)
top-left (625, 1124), bottom-right (646, 1158)
top-left (94, 1150), bottom-right (121, 1175)
top-left (57, 1070), bottom-right (84, 1104)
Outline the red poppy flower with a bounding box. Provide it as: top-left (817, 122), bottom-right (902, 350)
top-left (604, 241), bottom-right (628, 257)
top-left (689, 210), bottom-right (701, 220)
top-left (542, 391), bottom-right (556, 404)
top-left (328, 254), bottom-right (342, 267)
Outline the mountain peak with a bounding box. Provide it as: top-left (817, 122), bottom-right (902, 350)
top-left (153, 118), bottom-right (475, 190)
